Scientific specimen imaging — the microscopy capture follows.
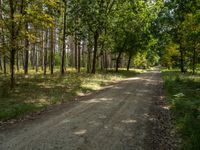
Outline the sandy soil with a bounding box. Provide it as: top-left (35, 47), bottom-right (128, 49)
top-left (0, 69), bottom-right (164, 150)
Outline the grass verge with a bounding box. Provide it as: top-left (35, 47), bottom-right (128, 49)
top-left (0, 68), bottom-right (139, 121)
top-left (162, 69), bottom-right (200, 150)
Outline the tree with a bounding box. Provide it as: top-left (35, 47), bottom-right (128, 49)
top-left (61, 0), bottom-right (67, 75)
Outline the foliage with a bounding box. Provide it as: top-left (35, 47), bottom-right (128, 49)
top-left (161, 42), bottom-right (180, 68)
top-left (153, 0), bottom-right (200, 72)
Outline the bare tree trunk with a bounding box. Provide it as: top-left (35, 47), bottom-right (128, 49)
top-left (31, 44), bottom-right (36, 70)
top-left (116, 51), bottom-right (122, 72)
top-left (36, 47), bottom-right (39, 72)
top-left (24, 23), bottom-right (29, 75)
top-left (91, 31), bottom-right (99, 74)
top-left (127, 54), bottom-right (132, 71)
top-left (77, 41), bottom-right (81, 73)
top-left (16, 51), bottom-right (20, 71)
top-left (87, 45), bottom-right (91, 73)
top-left (0, 51), bottom-right (2, 71)
top-left (180, 45), bottom-right (184, 73)
top-left (41, 31), bottom-right (44, 71)
top-left (81, 41), bottom-right (85, 68)
top-left (44, 30), bottom-right (48, 75)
top-left (0, 0), bottom-right (2, 71)
top-left (104, 50), bottom-right (108, 71)
top-left (0, 0), bottom-right (6, 74)
top-left (3, 56), bottom-right (6, 74)
top-left (50, 27), bottom-right (54, 74)
top-left (10, 49), bottom-right (15, 89)
top-left (74, 35), bottom-right (78, 70)
top-left (61, 1), bottom-right (67, 75)
top-left (115, 39), bottom-right (127, 72)
top-left (9, 0), bottom-right (16, 89)
top-left (69, 36), bottom-right (75, 67)
top-left (100, 51), bottom-right (104, 71)
top-left (192, 48), bottom-right (196, 75)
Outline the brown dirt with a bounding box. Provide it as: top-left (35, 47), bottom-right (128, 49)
top-left (0, 69), bottom-right (175, 150)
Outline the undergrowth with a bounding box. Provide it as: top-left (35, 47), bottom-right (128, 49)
top-left (0, 68), bottom-right (138, 121)
top-left (162, 70), bottom-right (200, 150)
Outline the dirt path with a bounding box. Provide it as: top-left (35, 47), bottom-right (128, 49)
top-left (0, 69), bottom-right (164, 150)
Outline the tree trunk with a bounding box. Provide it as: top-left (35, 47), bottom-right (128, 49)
top-left (10, 49), bottom-right (15, 89)
top-left (116, 51), bottom-right (122, 72)
top-left (3, 56), bottom-right (6, 74)
top-left (87, 47), bottom-right (91, 73)
top-left (31, 44), bottom-right (36, 70)
top-left (0, 52), bottom-right (2, 71)
top-left (180, 46), bottom-right (184, 73)
top-left (50, 27), bottom-right (54, 74)
top-left (1, 1), bottom-right (6, 74)
top-left (0, 0), bottom-right (2, 71)
top-left (36, 47), bottom-right (39, 72)
top-left (61, 1), bottom-right (67, 75)
top-left (24, 23), bottom-right (29, 75)
top-left (41, 31), bottom-right (44, 71)
top-left (104, 50), bottom-right (108, 71)
top-left (81, 41), bottom-right (85, 67)
top-left (74, 35), bottom-right (78, 70)
top-left (115, 38), bottom-right (127, 72)
top-left (77, 41), bottom-right (81, 73)
top-left (127, 54), bottom-right (132, 71)
top-left (16, 50), bottom-right (20, 71)
top-left (91, 31), bottom-right (99, 74)
top-left (44, 30), bottom-right (48, 75)
top-left (192, 48), bottom-right (196, 75)
top-left (9, 0), bottom-right (16, 89)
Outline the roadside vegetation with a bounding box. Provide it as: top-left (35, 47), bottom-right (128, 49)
top-left (162, 69), bottom-right (200, 150)
top-left (0, 68), bottom-right (139, 121)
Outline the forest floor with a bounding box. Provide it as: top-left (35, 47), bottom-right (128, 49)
top-left (0, 68), bottom-right (176, 150)
top-left (0, 69), bottom-right (141, 121)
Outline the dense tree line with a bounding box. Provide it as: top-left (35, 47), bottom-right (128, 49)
top-left (0, 0), bottom-right (199, 89)
top-left (153, 0), bottom-right (200, 73)
top-left (0, 0), bottom-right (163, 89)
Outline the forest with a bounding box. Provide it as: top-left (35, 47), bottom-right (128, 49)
top-left (0, 0), bottom-right (200, 150)
top-left (0, 0), bottom-right (199, 87)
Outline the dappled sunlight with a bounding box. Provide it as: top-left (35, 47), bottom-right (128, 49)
top-left (136, 89), bottom-right (150, 93)
top-left (114, 126), bottom-right (123, 132)
top-left (141, 78), bottom-right (157, 82)
top-left (123, 77), bottom-right (141, 81)
top-left (113, 86), bottom-right (123, 89)
top-left (61, 119), bottom-right (70, 124)
top-left (56, 119), bottom-right (71, 126)
top-left (89, 120), bottom-right (101, 126)
top-left (98, 115), bottom-right (107, 119)
top-left (104, 125), bottom-right (108, 129)
top-left (81, 83), bottom-right (102, 91)
top-left (162, 106), bottom-right (170, 110)
top-left (144, 113), bottom-right (149, 117)
top-left (121, 119), bottom-right (137, 124)
top-left (37, 98), bottom-right (51, 105)
top-left (124, 92), bottom-right (132, 95)
top-left (74, 129), bottom-right (87, 135)
top-left (82, 98), bottom-right (113, 104)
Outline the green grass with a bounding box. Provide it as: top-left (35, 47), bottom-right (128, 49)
top-left (162, 69), bottom-right (200, 150)
top-left (0, 68), bottom-right (139, 121)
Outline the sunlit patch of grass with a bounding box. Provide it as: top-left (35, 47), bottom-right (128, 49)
top-left (162, 69), bottom-right (200, 150)
top-left (0, 68), bottom-right (139, 121)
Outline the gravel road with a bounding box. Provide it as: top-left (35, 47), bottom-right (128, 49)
top-left (0, 69), bottom-right (163, 150)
